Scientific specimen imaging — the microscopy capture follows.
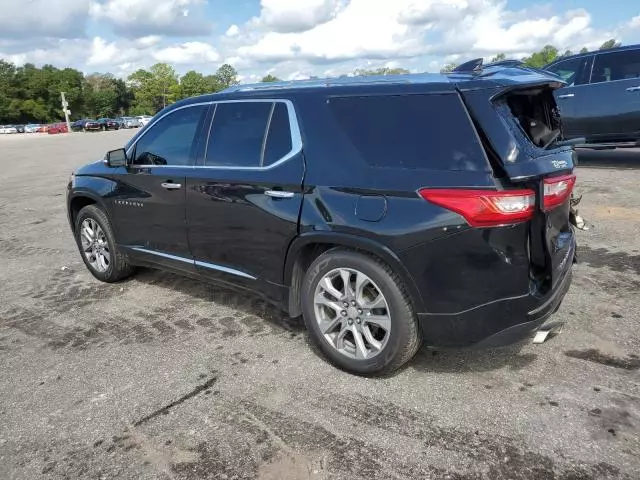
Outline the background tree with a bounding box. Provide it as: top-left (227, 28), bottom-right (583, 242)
top-left (580, 47), bottom-right (589, 54)
top-left (522, 45), bottom-right (558, 68)
top-left (354, 67), bottom-right (410, 76)
top-left (261, 74), bottom-right (280, 82)
top-left (490, 53), bottom-right (506, 62)
top-left (440, 63), bottom-right (458, 73)
top-left (213, 64), bottom-right (239, 90)
top-left (180, 70), bottom-right (209, 98)
top-left (599, 39), bottom-right (621, 50)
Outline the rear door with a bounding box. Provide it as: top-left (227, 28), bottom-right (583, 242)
top-left (546, 55), bottom-right (592, 139)
top-left (185, 99), bottom-right (304, 288)
top-left (577, 49), bottom-right (640, 141)
top-left (110, 103), bottom-right (209, 273)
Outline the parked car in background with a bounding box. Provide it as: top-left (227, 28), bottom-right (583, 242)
top-left (116, 116), bottom-right (141, 129)
top-left (544, 44), bottom-right (640, 145)
top-left (0, 125), bottom-right (18, 134)
top-left (71, 119), bottom-right (95, 132)
top-left (82, 120), bottom-right (102, 132)
top-left (24, 124), bottom-right (42, 133)
top-left (13, 125), bottom-right (25, 133)
top-left (97, 118), bottom-right (120, 131)
top-left (136, 115), bottom-right (153, 126)
top-left (67, 64), bottom-right (577, 375)
top-left (47, 122), bottom-right (69, 134)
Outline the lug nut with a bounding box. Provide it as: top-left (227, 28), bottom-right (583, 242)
top-left (357, 309), bottom-right (363, 315)
top-left (343, 302), bottom-right (349, 307)
top-left (356, 318), bottom-right (361, 324)
top-left (341, 310), bottom-right (347, 316)
top-left (351, 301), bottom-right (356, 306)
top-left (348, 319), bottom-right (353, 325)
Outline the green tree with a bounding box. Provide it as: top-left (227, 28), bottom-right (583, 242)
top-left (354, 67), bottom-right (410, 76)
top-left (561, 50), bottom-right (573, 57)
top-left (599, 39), bottom-right (621, 50)
top-left (261, 74), bottom-right (281, 82)
top-left (180, 70), bottom-right (209, 98)
top-left (440, 63), bottom-right (458, 73)
top-left (522, 45), bottom-right (558, 68)
top-left (490, 53), bottom-right (506, 63)
top-left (580, 47), bottom-right (589, 54)
top-left (214, 64), bottom-right (240, 90)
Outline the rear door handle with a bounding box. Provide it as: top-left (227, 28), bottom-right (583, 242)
top-left (161, 182), bottom-right (182, 190)
top-left (625, 86), bottom-right (640, 92)
top-left (557, 93), bottom-right (575, 99)
top-left (265, 190), bottom-right (294, 199)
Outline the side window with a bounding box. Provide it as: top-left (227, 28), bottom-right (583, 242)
top-left (263, 102), bottom-right (293, 166)
top-left (328, 94), bottom-right (488, 171)
top-left (206, 102), bottom-right (272, 167)
top-left (545, 57), bottom-right (587, 86)
top-left (591, 50), bottom-right (640, 84)
top-left (132, 105), bottom-right (207, 166)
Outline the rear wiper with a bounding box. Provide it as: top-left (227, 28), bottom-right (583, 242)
top-left (543, 133), bottom-right (585, 150)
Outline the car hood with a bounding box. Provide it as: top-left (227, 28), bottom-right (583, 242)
top-left (74, 159), bottom-right (111, 176)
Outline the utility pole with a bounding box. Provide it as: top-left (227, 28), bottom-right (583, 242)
top-left (61, 92), bottom-right (71, 133)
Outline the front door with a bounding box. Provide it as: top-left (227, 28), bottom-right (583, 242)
top-left (576, 49), bottom-right (640, 141)
top-left (186, 100), bottom-right (304, 291)
top-left (110, 103), bottom-right (210, 272)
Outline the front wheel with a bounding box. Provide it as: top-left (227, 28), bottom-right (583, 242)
top-left (301, 248), bottom-right (421, 375)
top-left (75, 205), bottom-right (134, 283)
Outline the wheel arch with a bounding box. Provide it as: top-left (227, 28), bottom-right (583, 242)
top-left (284, 232), bottom-right (425, 317)
top-left (67, 188), bottom-right (112, 232)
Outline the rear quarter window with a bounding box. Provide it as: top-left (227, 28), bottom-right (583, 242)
top-left (328, 93), bottom-right (489, 171)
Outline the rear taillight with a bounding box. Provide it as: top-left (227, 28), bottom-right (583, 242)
top-left (419, 188), bottom-right (535, 227)
top-left (542, 174), bottom-right (576, 211)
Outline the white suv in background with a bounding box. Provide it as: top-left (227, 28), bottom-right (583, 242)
top-left (136, 115), bottom-right (153, 127)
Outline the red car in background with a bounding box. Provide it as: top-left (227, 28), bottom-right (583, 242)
top-left (47, 122), bottom-right (69, 134)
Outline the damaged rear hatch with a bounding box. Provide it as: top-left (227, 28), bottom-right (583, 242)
top-left (454, 63), bottom-right (578, 295)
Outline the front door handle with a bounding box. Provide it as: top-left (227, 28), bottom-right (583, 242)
top-left (265, 190), bottom-right (294, 199)
top-left (161, 182), bottom-right (182, 190)
top-left (557, 93), bottom-right (575, 99)
top-left (625, 86), bottom-right (640, 92)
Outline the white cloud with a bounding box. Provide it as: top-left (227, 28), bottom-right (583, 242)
top-left (226, 24), bottom-right (240, 37)
top-left (153, 42), bottom-right (220, 64)
top-left (87, 37), bottom-right (146, 66)
top-left (136, 35), bottom-right (163, 47)
top-left (0, 0), bottom-right (90, 39)
top-left (253, 0), bottom-right (345, 33)
top-left (89, 0), bottom-right (211, 37)
top-left (629, 15), bottom-right (640, 29)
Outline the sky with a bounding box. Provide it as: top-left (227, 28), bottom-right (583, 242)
top-left (0, 0), bottom-right (639, 82)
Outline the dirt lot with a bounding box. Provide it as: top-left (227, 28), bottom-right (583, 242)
top-left (0, 130), bottom-right (639, 480)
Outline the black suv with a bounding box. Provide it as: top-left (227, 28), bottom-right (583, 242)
top-left (545, 44), bottom-right (640, 144)
top-left (67, 64), bottom-right (577, 375)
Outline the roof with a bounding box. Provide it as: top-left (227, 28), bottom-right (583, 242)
top-left (545, 43), bottom-right (640, 67)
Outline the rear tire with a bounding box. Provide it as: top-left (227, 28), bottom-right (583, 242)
top-left (75, 205), bottom-right (135, 283)
top-left (301, 248), bottom-right (421, 375)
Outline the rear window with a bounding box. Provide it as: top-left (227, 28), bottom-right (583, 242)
top-left (328, 94), bottom-right (488, 171)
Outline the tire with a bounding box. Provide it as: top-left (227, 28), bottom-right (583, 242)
top-left (301, 248), bottom-right (421, 375)
top-left (75, 205), bottom-right (135, 283)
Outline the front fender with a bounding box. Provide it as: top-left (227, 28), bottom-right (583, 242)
top-left (284, 231), bottom-right (425, 312)
top-left (66, 175), bottom-right (117, 230)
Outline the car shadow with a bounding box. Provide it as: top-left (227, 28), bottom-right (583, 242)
top-left (126, 268), bottom-right (536, 376)
top-left (127, 268), bottom-right (306, 334)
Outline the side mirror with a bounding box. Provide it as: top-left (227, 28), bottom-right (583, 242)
top-left (105, 148), bottom-right (127, 167)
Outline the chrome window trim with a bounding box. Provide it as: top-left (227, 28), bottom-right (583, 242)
top-left (127, 98), bottom-right (302, 171)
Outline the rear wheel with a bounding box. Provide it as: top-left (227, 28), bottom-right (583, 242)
top-left (301, 248), bottom-right (421, 375)
top-left (75, 205), bottom-right (134, 282)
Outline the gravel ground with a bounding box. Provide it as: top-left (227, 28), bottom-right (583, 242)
top-left (0, 130), bottom-right (639, 480)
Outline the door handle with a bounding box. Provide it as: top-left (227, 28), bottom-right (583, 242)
top-left (557, 93), bottom-right (575, 99)
top-left (625, 86), bottom-right (640, 92)
top-left (265, 190), bottom-right (294, 199)
top-left (161, 182), bottom-right (182, 190)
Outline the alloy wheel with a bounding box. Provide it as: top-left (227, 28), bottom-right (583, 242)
top-left (80, 218), bottom-right (110, 273)
top-left (314, 268), bottom-right (391, 360)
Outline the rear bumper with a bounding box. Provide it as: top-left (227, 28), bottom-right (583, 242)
top-left (418, 260), bottom-right (573, 349)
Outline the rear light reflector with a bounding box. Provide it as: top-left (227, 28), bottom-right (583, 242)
top-left (543, 174), bottom-right (576, 211)
top-left (419, 188), bottom-right (535, 227)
